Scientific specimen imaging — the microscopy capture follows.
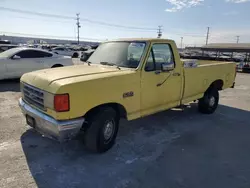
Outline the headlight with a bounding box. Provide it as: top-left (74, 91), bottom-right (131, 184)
top-left (44, 92), bottom-right (54, 110)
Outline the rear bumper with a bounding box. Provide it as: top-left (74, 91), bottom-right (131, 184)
top-left (19, 98), bottom-right (85, 142)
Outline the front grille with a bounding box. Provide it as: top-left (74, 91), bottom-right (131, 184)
top-left (23, 83), bottom-right (45, 110)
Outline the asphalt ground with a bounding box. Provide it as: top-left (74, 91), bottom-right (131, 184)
top-left (0, 73), bottom-right (250, 188)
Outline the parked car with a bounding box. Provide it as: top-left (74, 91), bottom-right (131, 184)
top-left (19, 38), bottom-right (236, 153)
top-left (0, 44), bottom-right (18, 53)
top-left (80, 49), bottom-right (95, 62)
top-left (242, 63), bottom-right (250, 73)
top-left (51, 47), bottom-right (80, 58)
top-left (0, 47), bottom-right (73, 80)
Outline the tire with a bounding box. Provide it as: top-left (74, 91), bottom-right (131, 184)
top-left (198, 88), bottom-right (219, 114)
top-left (83, 107), bottom-right (119, 153)
top-left (51, 64), bottom-right (63, 68)
top-left (72, 53), bottom-right (79, 58)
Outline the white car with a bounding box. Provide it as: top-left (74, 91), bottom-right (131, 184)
top-left (51, 47), bottom-right (80, 58)
top-left (0, 47), bottom-right (73, 80)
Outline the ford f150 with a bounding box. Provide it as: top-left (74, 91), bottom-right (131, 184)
top-left (19, 38), bottom-right (236, 153)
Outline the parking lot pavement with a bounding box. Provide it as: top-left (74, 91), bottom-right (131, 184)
top-left (0, 74), bottom-right (250, 188)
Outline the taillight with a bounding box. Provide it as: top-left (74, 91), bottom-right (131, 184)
top-left (54, 94), bottom-right (70, 112)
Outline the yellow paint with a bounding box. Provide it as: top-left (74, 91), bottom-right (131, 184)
top-left (20, 38), bottom-right (236, 121)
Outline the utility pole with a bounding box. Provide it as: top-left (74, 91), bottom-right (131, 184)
top-left (157, 26), bottom-right (163, 38)
top-left (205, 27), bottom-right (210, 45)
top-left (236, 36), bottom-right (240, 43)
top-left (76, 13), bottom-right (81, 44)
top-left (181, 37), bottom-right (183, 49)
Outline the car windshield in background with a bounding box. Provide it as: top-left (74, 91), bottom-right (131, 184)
top-left (88, 41), bottom-right (146, 69)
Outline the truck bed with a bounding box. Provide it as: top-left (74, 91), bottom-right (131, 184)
top-left (181, 59), bottom-right (236, 104)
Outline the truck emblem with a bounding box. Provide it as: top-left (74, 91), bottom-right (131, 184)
top-left (123, 91), bottom-right (134, 98)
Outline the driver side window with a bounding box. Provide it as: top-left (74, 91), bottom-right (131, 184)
top-left (145, 43), bottom-right (175, 72)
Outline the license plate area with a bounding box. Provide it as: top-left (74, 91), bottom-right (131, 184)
top-left (26, 115), bottom-right (36, 128)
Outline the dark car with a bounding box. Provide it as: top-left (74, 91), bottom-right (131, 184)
top-left (0, 44), bottom-right (18, 53)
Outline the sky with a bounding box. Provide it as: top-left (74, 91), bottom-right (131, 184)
top-left (0, 0), bottom-right (250, 47)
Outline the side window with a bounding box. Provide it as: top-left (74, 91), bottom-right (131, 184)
top-left (15, 50), bottom-right (31, 58)
top-left (15, 50), bottom-right (52, 58)
top-left (56, 48), bottom-right (64, 51)
top-left (35, 51), bottom-right (53, 58)
top-left (145, 44), bottom-right (175, 72)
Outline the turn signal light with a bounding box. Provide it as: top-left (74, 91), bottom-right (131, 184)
top-left (54, 94), bottom-right (70, 112)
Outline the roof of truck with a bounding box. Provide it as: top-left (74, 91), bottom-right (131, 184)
top-left (107, 38), bottom-right (175, 43)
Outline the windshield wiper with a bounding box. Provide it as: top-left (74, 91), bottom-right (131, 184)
top-left (100, 62), bottom-right (121, 70)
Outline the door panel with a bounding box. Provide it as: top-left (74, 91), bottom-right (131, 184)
top-left (0, 61), bottom-right (7, 80)
top-left (141, 43), bottom-right (182, 116)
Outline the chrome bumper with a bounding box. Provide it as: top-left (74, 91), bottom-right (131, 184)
top-left (19, 98), bottom-right (85, 142)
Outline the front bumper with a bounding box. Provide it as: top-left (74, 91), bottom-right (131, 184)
top-left (19, 98), bottom-right (85, 142)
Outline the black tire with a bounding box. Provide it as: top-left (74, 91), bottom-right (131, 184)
top-left (72, 53), bottom-right (79, 58)
top-left (198, 88), bottom-right (219, 114)
top-left (83, 107), bottom-right (119, 153)
top-left (51, 64), bottom-right (63, 68)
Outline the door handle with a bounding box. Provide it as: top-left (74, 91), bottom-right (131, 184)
top-left (173, 73), bottom-right (181, 76)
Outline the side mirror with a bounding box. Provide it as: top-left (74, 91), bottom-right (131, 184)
top-left (12, 55), bottom-right (21, 60)
top-left (161, 62), bottom-right (174, 72)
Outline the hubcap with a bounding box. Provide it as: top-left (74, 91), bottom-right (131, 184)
top-left (209, 96), bottom-right (216, 107)
top-left (103, 120), bottom-right (115, 141)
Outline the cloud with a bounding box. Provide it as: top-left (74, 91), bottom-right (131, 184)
top-left (165, 0), bottom-right (204, 12)
top-left (225, 0), bottom-right (250, 3)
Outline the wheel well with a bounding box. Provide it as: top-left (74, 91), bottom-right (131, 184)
top-left (51, 64), bottom-right (63, 68)
top-left (209, 79), bottom-right (224, 91)
top-left (72, 52), bottom-right (79, 58)
top-left (84, 103), bottom-right (127, 120)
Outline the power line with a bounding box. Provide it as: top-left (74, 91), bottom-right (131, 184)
top-left (0, 6), bottom-right (156, 31)
top-left (0, 6), bottom-right (74, 19)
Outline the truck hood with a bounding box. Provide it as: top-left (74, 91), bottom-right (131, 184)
top-left (21, 64), bottom-right (133, 91)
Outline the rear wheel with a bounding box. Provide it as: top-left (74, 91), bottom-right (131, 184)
top-left (83, 107), bottom-right (119, 153)
top-left (72, 53), bottom-right (79, 58)
top-left (198, 89), bottom-right (219, 114)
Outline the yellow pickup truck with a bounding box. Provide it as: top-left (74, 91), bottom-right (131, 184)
top-left (19, 38), bottom-right (236, 153)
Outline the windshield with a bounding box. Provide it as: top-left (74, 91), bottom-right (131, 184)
top-left (88, 41), bottom-right (146, 69)
top-left (0, 48), bottom-right (19, 58)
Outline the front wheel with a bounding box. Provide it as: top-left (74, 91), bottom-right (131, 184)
top-left (198, 89), bottom-right (219, 114)
top-left (83, 107), bottom-right (119, 153)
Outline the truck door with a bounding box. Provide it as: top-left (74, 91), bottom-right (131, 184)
top-left (140, 43), bottom-right (182, 116)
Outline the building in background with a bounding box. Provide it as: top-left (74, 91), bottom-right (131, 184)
top-left (0, 35), bottom-right (99, 46)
